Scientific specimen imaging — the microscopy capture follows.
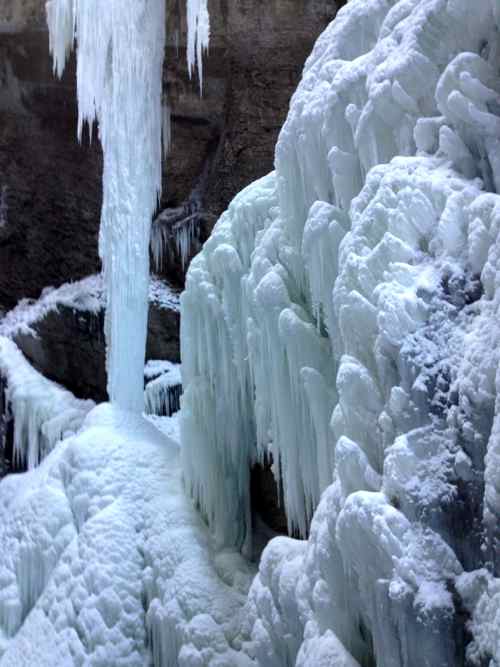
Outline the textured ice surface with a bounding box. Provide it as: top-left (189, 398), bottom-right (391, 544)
top-left (181, 0), bottom-right (500, 663)
top-left (47, 0), bottom-right (167, 412)
top-left (0, 337), bottom-right (94, 469)
top-left (0, 404), bottom-right (253, 666)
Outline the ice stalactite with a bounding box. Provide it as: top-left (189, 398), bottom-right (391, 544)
top-left (46, 0), bottom-right (209, 413)
top-left (144, 360), bottom-right (182, 417)
top-left (187, 0), bottom-right (209, 90)
top-left (46, 0), bottom-right (165, 412)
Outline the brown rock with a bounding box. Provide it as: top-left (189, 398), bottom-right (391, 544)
top-left (0, 0), bottom-right (341, 305)
top-left (12, 292), bottom-right (180, 403)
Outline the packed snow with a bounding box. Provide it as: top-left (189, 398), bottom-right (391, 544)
top-left (181, 0), bottom-right (500, 663)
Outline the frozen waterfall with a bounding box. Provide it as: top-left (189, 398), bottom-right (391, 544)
top-left (3, 0), bottom-right (500, 664)
top-left (46, 0), bottom-right (209, 412)
top-left (181, 0), bottom-right (500, 664)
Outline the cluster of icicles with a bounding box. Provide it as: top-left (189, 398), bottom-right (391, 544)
top-left (46, 0), bottom-right (209, 412)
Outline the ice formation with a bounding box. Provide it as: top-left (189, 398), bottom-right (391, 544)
top-left (0, 405), bottom-right (254, 665)
top-left (181, 0), bottom-right (500, 663)
top-left (5, 0), bottom-right (500, 663)
top-left (151, 213), bottom-right (201, 273)
top-left (0, 337), bottom-right (94, 469)
top-left (186, 0), bottom-right (209, 90)
top-left (46, 0), bottom-right (208, 412)
top-left (144, 360), bottom-right (183, 417)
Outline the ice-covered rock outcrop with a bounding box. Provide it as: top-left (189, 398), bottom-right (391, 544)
top-left (0, 337), bottom-right (94, 470)
top-left (181, 0), bottom-right (500, 663)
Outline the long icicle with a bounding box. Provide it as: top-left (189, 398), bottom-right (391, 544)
top-left (46, 0), bottom-right (209, 412)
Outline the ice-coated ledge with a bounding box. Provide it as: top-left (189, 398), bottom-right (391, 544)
top-left (0, 336), bottom-right (94, 469)
top-left (0, 274), bottom-right (181, 341)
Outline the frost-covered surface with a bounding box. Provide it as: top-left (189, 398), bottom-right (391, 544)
top-left (0, 404), bottom-right (254, 666)
top-left (46, 0), bottom-right (206, 413)
top-left (0, 275), bottom-right (104, 338)
top-left (181, 0), bottom-right (500, 663)
top-left (0, 337), bottom-right (94, 470)
top-left (146, 412), bottom-right (181, 446)
top-left (149, 276), bottom-right (181, 312)
top-left (144, 360), bottom-right (183, 417)
top-left (0, 274), bottom-right (179, 340)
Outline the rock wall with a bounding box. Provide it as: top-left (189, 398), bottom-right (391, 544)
top-left (0, 0), bottom-right (341, 307)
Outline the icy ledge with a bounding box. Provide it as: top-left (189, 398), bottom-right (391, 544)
top-left (0, 274), bottom-right (180, 341)
top-left (181, 0), bottom-right (500, 664)
top-left (0, 337), bottom-right (94, 469)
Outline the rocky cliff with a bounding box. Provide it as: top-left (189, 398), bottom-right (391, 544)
top-left (0, 0), bottom-right (341, 308)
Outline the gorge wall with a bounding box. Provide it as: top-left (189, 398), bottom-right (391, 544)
top-left (0, 0), bottom-right (341, 308)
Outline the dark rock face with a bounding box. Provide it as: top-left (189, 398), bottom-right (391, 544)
top-left (13, 306), bottom-right (107, 401)
top-left (0, 0), bottom-right (340, 305)
top-left (0, 28), bottom-right (103, 310)
top-left (11, 300), bottom-right (180, 403)
top-left (251, 458), bottom-right (289, 536)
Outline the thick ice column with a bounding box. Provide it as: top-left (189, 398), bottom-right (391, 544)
top-left (46, 0), bottom-right (209, 412)
top-left (46, 0), bottom-right (165, 411)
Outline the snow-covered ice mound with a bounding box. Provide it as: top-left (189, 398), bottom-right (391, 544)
top-left (0, 404), bottom-right (254, 666)
top-left (181, 0), bottom-right (500, 664)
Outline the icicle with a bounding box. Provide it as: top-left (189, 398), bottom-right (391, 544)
top-left (144, 361), bottom-right (182, 417)
top-left (186, 0), bottom-right (210, 91)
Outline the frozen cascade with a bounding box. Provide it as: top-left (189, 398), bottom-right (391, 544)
top-left (181, 0), bottom-right (500, 664)
top-left (0, 337), bottom-right (94, 470)
top-left (186, 0), bottom-right (209, 90)
top-left (46, 0), bottom-right (209, 412)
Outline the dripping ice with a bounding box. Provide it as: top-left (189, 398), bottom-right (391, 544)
top-left (46, 0), bottom-right (209, 412)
